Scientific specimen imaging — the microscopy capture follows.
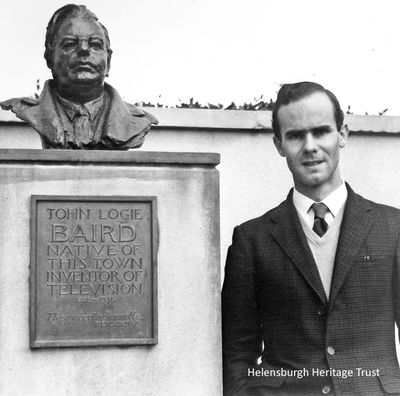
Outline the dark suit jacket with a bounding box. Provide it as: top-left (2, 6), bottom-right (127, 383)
top-left (222, 184), bottom-right (400, 395)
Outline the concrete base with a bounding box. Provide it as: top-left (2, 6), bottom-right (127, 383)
top-left (0, 149), bottom-right (221, 396)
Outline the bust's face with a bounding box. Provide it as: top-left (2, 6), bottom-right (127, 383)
top-left (52, 17), bottom-right (110, 88)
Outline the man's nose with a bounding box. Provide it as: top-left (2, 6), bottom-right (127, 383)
top-left (303, 133), bottom-right (318, 152)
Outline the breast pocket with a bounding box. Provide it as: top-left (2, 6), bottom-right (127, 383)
top-left (349, 254), bottom-right (395, 305)
top-left (356, 254), bottom-right (394, 263)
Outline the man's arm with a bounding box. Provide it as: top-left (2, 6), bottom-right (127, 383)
top-left (222, 226), bottom-right (263, 396)
top-left (395, 232), bottom-right (400, 349)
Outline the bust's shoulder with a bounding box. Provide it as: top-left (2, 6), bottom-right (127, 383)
top-left (124, 101), bottom-right (159, 125)
top-left (104, 83), bottom-right (158, 125)
top-left (0, 96), bottom-right (39, 113)
top-left (0, 80), bottom-right (56, 120)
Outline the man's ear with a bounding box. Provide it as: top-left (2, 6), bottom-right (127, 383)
top-left (273, 136), bottom-right (286, 157)
top-left (339, 124), bottom-right (349, 148)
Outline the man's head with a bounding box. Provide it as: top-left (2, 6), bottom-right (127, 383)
top-left (272, 82), bottom-right (348, 200)
top-left (44, 4), bottom-right (112, 91)
top-left (272, 82), bottom-right (344, 140)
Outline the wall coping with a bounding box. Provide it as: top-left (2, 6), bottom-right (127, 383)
top-left (0, 149), bottom-right (220, 167)
top-left (1, 107), bottom-right (400, 134)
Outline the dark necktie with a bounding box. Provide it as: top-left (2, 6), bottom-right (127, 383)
top-left (311, 202), bottom-right (329, 237)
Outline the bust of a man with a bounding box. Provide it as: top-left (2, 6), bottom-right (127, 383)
top-left (1, 4), bottom-right (158, 149)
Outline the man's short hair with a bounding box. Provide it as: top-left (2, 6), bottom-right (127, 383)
top-left (44, 4), bottom-right (112, 70)
top-left (272, 81), bottom-right (344, 140)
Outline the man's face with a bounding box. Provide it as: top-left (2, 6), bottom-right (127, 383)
top-left (273, 92), bottom-right (348, 198)
top-left (52, 17), bottom-right (111, 87)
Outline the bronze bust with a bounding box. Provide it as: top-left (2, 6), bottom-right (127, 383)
top-left (1, 4), bottom-right (158, 150)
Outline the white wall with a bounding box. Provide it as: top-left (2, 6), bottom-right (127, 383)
top-left (1, 107), bottom-right (399, 362)
top-left (2, 108), bottom-right (400, 270)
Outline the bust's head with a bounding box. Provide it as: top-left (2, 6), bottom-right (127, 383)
top-left (44, 4), bottom-right (113, 101)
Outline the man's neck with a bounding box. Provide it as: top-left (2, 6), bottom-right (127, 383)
top-left (294, 177), bottom-right (343, 202)
top-left (56, 81), bottom-right (104, 104)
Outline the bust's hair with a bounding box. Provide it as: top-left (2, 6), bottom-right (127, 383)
top-left (272, 81), bottom-right (344, 140)
top-left (44, 4), bottom-right (112, 69)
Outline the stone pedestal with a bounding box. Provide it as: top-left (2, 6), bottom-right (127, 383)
top-left (0, 149), bottom-right (221, 396)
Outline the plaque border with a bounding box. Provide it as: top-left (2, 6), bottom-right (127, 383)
top-left (30, 195), bottom-right (158, 348)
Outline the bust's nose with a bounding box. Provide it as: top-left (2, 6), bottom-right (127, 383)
top-left (77, 39), bottom-right (90, 56)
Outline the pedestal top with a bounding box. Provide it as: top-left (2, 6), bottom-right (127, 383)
top-left (0, 149), bottom-right (220, 167)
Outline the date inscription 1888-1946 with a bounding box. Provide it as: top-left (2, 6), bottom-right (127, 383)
top-left (30, 196), bottom-right (158, 348)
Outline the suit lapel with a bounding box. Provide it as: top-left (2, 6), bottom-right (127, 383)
top-left (271, 191), bottom-right (328, 306)
top-left (329, 184), bottom-right (373, 302)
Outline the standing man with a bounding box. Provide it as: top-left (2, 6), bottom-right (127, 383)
top-left (222, 81), bottom-right (400, 395)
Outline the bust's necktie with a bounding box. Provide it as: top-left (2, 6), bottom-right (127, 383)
top-left (56, 94), bottom-right (103, 147)
top-left (311, 202), bottom-right (329, 237)
top-left (73, 110), bottom-right (93, 146)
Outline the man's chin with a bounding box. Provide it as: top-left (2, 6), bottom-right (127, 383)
top-left (297, 173), bottom-right (325, 187)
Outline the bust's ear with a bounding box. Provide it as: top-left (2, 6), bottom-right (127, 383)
top-left (106, 49), bottom-right (113, 78)
top-left (44, 49), bottom-right (54, 71)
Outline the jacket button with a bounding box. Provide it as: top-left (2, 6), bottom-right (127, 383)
top-left (327, 346), bottom-right (335, 355)
top-left (322, 385), bottom-right (331, 394)
top-left (317, 307), bottom-right (325, 316)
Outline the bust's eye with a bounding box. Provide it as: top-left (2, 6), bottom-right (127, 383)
top-left (89, 39), bottom-right (104, 50)
top-left (61, 40), bottom-right (77, 50)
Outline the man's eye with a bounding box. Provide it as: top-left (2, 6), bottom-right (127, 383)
top-left (287, 133), bottom-right (301, 140)
top-left (314, 129), bottom-right (329, 137)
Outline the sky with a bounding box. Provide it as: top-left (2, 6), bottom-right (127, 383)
top-left (2, 0), bottom-right (400, 115)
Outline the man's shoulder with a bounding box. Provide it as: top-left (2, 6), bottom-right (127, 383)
top-left (357, 193), bottom-right (400, 225)
top-left (346, 187), bottom-right (400, 239)
top-left (351, 188), bottom-right (400, 215)
top-left (235, 198), bottom-right (289, 235)
top-left (365, 197), bottom-right (400, 213)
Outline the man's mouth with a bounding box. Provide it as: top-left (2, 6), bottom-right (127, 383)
top-left (302, 160), bottom-right (324, 167)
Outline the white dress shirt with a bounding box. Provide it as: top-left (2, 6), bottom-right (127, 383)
top-left (293, 182), bottom-right (348, 231)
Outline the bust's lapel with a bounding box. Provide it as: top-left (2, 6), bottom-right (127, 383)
top-left (271, 191), bottom-right (328, 305)
top-left (329, 184), bottom-right (373, 302)
top-left (102, 83), bottom-right (158, 148)
top-left (12, 81), bottom-right (66, 145)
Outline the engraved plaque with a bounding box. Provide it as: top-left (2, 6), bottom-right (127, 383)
top-left (30, 196), bottom-right (158, 348)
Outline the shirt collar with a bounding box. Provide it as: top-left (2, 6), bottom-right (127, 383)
top-left (56, 94), bottom-right (104, 122)
top-left (293, 181), bottom-right (348, 218)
